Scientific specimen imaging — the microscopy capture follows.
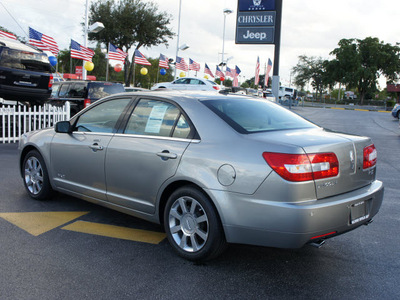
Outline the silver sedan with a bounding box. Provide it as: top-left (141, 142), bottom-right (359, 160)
top-left (19, 91), bottom-right (384, 261)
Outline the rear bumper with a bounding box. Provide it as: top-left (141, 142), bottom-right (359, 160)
top-left (209, 180), bottom-right (384, 248)
top-left (0, 84), bottom-right (51, 102)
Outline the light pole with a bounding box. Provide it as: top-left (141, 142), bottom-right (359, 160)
top-left (83, 0), bottom-right (104, 80)
top-left (221, 8), bottom-right (233, 73)
top-left (174, 0), bottom-right (183, 79)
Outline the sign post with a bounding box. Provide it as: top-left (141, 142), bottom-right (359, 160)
top-left (235, 0), bottom-right (283, 102)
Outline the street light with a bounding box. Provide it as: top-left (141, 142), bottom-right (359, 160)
top-left (221, 8), bottom-right (233, 74)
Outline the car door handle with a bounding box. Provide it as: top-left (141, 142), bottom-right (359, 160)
top-left (156, 151), bottom-right (177, 160)
top-left (89, 143), bottom-right (104, 152)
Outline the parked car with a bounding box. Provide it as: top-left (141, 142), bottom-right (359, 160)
top-left (151, 77), bottom-right (221, 91)
top-left (391, 103), bottom-right (400, 118)
top-left (19, 91), bottom-right (384, 261)
top-left (48, 80), bottom-right (125, 115)
top-left (0, 37), bottom-right (53, 105)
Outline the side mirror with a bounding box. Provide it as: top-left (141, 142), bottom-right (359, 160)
top-left (55, 121), bottom-right (72, 133)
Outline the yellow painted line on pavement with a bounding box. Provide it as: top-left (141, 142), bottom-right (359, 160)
top-left (329, 107), bottom-right (345, 110)
top-left (62, 221), bottom-right (166, 244)
top-left (355, 109), bottom-right (370, 112)
top-left (0, 212), bottom-right (89, 236)
top-left (378, 110), bottom-right (391, 113)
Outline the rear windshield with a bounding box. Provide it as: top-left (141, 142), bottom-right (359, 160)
top-left (0, 48), bottom-right (51, 72)
top-left (202, 97), bottom-right (316, 133)
top-left (88, 82), bottom-right (125, 99)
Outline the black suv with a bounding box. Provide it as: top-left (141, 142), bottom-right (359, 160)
top-left (48, 80), bottom-right (125, 115)
top-left (0, 37), bottom-right (52, 104)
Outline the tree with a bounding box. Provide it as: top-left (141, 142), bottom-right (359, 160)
top-left (88, 0), bottom-right (174, 86)
top-left (292, 55), bottom-right (329, 100)
top-left (330, 37), bottom-right (400, 103)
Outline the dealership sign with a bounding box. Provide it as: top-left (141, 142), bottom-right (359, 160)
top-left (236, 0), bottom-right (276, 44)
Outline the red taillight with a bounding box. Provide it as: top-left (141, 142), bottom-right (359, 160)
top-left (49, 74), bottom-right (53, 88)
top-left (213, 86), bottom-right (220, 90)
top-left (363, 144), bottom-right (377, 169)
top-left (262, 152), bottom-right (339, 182)
top-left (84, 99), bottom-right (91, 108)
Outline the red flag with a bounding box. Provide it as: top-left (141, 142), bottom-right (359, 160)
top-left (254, 56), bottom-right (260, 86)
top-left (0, 30), bottom-right (16, 40)
top-left (265, 58), bottom-right (273, 86)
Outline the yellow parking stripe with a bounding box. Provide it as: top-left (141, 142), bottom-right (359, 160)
top-left (355, 109), bottom-right (370, 112)
top-left (0, 212), bottom-right (89, 236)
top-left (62, 221), bottom-right (166, 244)
top-left (329, 107), bottom-right (345, 110)
top-left (378, 110), bottom-right (391, 113)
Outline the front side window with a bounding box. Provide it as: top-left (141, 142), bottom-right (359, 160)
top-left (74, 98), bottom-right (130, 133)
top-left (173, 78), bottom-right (189, 85)
top-left (202, 98), bottom-right (317, 133)
top-left (125, 99), bottom-right (190, 138)
top-left (58, 84), bottom-right (70, 98)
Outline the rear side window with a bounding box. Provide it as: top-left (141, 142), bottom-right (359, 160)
top-left (87, 82), bottom-right (124, 99)
top-left (125, 99), bottom-right (190, 138)
top-left (202, 98), bottom-right (316, 133)
top-left (0, 48), bottom-right (51, 72)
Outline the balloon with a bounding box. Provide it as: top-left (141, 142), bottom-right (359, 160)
top-left (204, 75), bottom-right (209, 79)
top-left (84, 61), bottom-right (94, 71)
top-left (140, 67), bottom-right (148, 75)
top-left (220, 76), bottom-right (225, 81)
top-left (114, 64), bottom-right (122, 72)
top-left (160, 68), bottom-right (166, 75)
top-left (179, 72), bottom-right (185, 77)
top-left (48, 56), bottom-right (57, 66)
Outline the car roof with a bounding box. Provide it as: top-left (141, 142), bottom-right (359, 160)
top-left (0, 37), bottom-right (42, 53)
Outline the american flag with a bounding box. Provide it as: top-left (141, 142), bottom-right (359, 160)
top-left (29, 27), bottom-right (59, 56)
top-left (189, 58), bottom-right (200, 71)
top-left (233, 65), bottom-right (241, 87)
top-left (159, 53), bottom-right (169, 69)
top-left (175, 56), bottom-right (188, 71)
top-left (204, 63), bottom-right (214, 78)
top-left (265, 58), bottom-right (273, 86)
top-left (216, 65), bottom-right (224, 78)
top-left (254, 56), bottom-right (260, 86)
top-left (108, 43), bottom-right (127, 62)
top-left (134, 49), bottom-right (151, 66)
top-left (225, 66), bottom-right (234, 78)
top-left (70, 39), bottom-right (95, 62)
top-left (0, 30), bottom-right (16, 40)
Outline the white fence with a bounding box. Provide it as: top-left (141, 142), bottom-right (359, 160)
top-left (0, 102), bottom-right (70, 143)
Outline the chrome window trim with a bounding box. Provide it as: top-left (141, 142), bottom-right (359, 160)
top-left (113, 133), bottom-right (200, 143)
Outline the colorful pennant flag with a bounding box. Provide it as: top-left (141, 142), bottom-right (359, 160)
top-left (70, 39), bottom-right (94, 62)
top-left (189, 58), bottom-right (200, 71)
top-left (265, 58), bottom-right (273, 86)
top-left (108, 43), bottom-right (127, 62)
top-left (216, 65), bottom-right (224, 78)
top-left (159, 53), bottom-right (169, 69)
top-left (134, 49), bottom-right (151, 66)
top-left (175, 56), bottom-right (188, 71)
top-left (204, 63), bottom-right (214, 78)
top-left (254, 56), bottom-right (260, 86)
top-left (29, 27), bottom-right (59, 56)
top-left (0, 30), bottom-right (17, 40)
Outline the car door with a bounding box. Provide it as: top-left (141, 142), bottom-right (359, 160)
top-left (105, 97), bottom-right (194, 214)
top-left (50, 97), bottom-right (132, 200)
top-left (171, 78), bottom-right (189, 90)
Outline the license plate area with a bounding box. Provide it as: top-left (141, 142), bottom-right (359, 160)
top-left (350, 200), bottom-right (370, 225)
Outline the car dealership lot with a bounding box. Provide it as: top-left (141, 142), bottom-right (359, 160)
top-left (1, 107), bottom-right (399, 299)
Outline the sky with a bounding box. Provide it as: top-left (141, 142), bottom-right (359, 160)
top-left (1, 0), bottom-right (399, 89)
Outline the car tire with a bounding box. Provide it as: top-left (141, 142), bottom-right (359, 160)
top-left (164, 185), bottom-right (227, 261)
top-left (22, 150), bottom-right (53, 200)
top-left (397, 110), bottom-right (400, 119)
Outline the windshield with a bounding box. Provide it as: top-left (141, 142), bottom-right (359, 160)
top-left (202, 97), bottom-right (317, 133)
top-left (0, 48), bottom-right (51, 72)
top-left (87, 82), bottom-right (125, 99)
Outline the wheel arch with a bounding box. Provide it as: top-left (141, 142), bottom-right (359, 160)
top-left (158, 180), bottom-right (224, 230)
top-left (19, 145), bottom-right (40, 177)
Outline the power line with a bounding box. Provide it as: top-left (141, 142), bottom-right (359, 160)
top-left (0, 1), bottom-right (29, 38)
